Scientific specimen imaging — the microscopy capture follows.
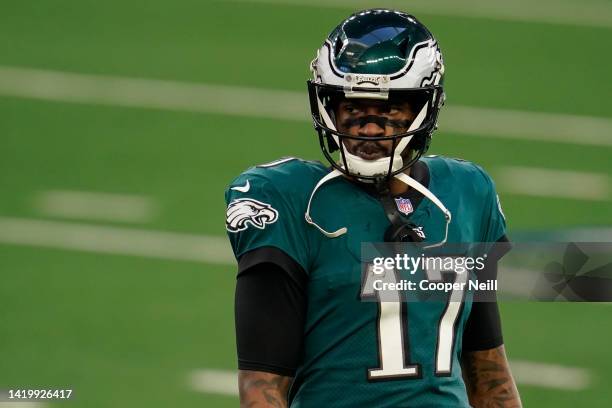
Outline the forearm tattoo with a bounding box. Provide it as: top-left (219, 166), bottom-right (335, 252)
top-left (462, 346), bottom-right (522, 408)
top-left (238, 370), bottom-right (292, 408)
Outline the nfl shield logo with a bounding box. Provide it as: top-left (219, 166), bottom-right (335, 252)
top-left (394, 198), bottom-right (414, 215)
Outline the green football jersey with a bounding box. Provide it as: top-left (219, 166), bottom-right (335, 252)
top-left (225, 156), bottom-right (506, 408)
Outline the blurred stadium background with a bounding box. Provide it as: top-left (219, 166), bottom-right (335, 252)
top-left (0, 0), bottom-right (611, 407)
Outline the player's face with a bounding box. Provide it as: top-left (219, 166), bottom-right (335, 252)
top-left (335, 99), bottom-right (416, 160)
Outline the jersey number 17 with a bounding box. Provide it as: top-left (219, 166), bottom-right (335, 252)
top-left (361, 259), bottom-right (468, 380)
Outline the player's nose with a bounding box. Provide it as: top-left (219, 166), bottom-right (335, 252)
top-left (359, 121), bottom-right (385, 137)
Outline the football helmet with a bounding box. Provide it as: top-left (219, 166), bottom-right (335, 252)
top-left (308, 9), bottom-right (445, 181)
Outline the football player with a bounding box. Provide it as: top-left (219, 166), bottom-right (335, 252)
top-left (225, 9), bottom-right (522, 407)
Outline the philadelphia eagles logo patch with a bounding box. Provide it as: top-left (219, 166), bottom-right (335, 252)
top-left (226, 198), bottom-right (279, 232)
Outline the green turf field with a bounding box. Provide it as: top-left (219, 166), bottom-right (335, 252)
top-left (1, 1), bottom-right (611, 407)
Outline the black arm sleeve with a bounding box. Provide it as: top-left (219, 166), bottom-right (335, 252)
top-left (234, 247), bottom-right (307, 377)
top-left (462, 236), bottom-right (511, 352)
top-left (462, 283), bottom-right (503, 351)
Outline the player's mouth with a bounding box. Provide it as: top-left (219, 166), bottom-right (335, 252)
top-left (352, 142), bottom-right (390, 160)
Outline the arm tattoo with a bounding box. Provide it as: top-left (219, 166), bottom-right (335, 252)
top-left (239, 370), bottom-right (293, 408)
top-left (461, 345), bottom-right (522, 408)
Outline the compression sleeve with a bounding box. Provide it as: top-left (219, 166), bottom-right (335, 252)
top-left (463, 236), bottom-right (511, 351)
top-left (462, 286), bottom-right (503, 351)
top-left (234, 247), bottom-right (307, 376)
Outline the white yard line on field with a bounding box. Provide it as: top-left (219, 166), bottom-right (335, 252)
top-left (497, 266), bottom-right (537, 299)
top-left (0, 65), bottom-right (304, 122)
top-left (0, 217), bottom-right (235, 265)
top-left (227, 0), bottom-right (612, 29)
top-left (0, 215), bottom-right (610, 267)
top-left (510, 360), bottom-right (591, 390)
top-left (0, 65), bottom-right (611, 147)
top-left (496, 166), bottom-right (610, 201)
top-left (542, 227), bottom-right (612, 242)
top-left (0, 400), bottom-right (45, 408)
top-left (189, 369), bottom-right (238, 396)
top-left (189, 360), bottom-right (591, 396)
top-left (443, 106), bottom-right (612, 147)
top-left (33, 190), bottom-right (158, 223)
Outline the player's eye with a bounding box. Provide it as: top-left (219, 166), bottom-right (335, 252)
top-left (387, 106), bottom-right (401, 115)
top-left (344, 104), bottom-right (358, 114)
top-left (377, 105), bottom-right (399, 115)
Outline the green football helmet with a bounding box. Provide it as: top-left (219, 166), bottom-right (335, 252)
top-left (308, 9), bottom-right (445, 181)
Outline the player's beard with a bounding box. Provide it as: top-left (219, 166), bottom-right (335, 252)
top-left (346, 140), bottom-right (392, 161)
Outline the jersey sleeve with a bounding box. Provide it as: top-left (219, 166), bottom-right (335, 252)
top-left (225, 173), bottom-right (310, 272)
top-left (476, 167), bottom-right (508, 243)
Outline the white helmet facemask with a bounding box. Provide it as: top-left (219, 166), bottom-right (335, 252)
top-left (316, 95), bottom-right (428, 180)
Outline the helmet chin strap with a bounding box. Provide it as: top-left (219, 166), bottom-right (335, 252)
top-left (343, 150), bottom-right (404, 180)
top-left (394, 172), bottom-right (452, 249)
top-left (305, 169), bottom-right (452, 246)
top-left (304, 169), bottom-right (347, 238)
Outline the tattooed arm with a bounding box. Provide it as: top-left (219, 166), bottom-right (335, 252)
top-left (238, 370), bottom-right (292, 408)
top-left (461, 345), bottom-right (522, 408)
